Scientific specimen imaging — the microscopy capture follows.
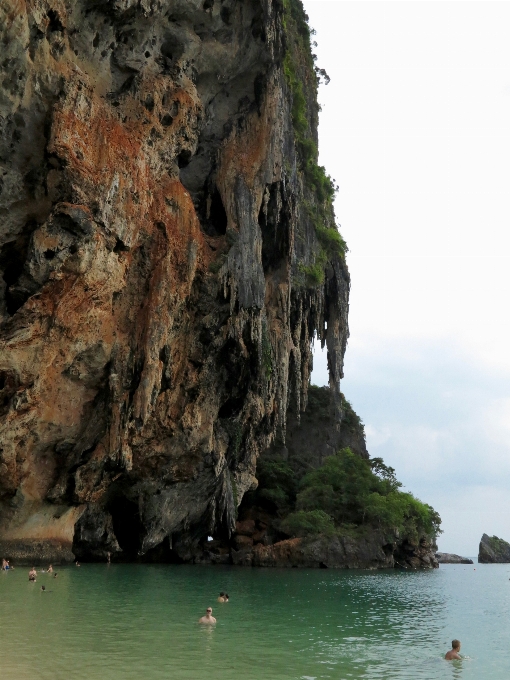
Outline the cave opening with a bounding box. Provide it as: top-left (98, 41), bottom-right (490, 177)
top-left (47, 9), bottom-right (64, 33)
top-left (258, 182), bottom-right (288, 274)
top-left (208, 188), bottom-right (228, 235)
top-left (109, 496), bottom-right (144, 558)
top-left (0, 220), bottom-right (38, 315)
top-left (143, 536), bottom-right (184, 564)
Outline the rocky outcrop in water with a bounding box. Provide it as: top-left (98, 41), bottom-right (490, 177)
top-left (478, 534), bottom-right (510, 563)
top-left (435, 552), bottom-right (473, 565)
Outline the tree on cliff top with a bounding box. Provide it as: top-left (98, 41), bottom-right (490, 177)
top-left (262, 448), bottom-right (441, 542)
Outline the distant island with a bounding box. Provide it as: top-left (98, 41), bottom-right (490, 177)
top-left (435, 552), bottom-right (473, 564)
top-left (478, 534), bottom-right (510, 563)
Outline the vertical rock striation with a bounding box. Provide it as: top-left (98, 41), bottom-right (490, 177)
top-left (0, 0), bottom-right (349, 562)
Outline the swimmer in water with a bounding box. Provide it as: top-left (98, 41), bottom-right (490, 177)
top-left (47, 564), bottom-right (53, 573)
top-left (41, 585), bottom-right (46, 591)
top-left (217, 592), bottom-right (225, 602)
top-left (224, 593), bottom-right (229, 602)
top-left (28, 567), bottom-right (37, 582)
top-left (445, 639), bottom-right (462, 660)
top-left (53, 573), bottom-right (58, 578)
top-left (2, 558), bottom-right (7, 570)
top-left (198, 607), bottom-right (216, 624)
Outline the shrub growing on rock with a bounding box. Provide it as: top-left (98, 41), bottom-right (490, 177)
top-left (280, 510), bottom-right (335, 537)
top-left (294, 448), bottom-right (440, 540)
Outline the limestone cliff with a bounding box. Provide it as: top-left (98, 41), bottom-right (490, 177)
top-left (0, 0), bottom-right (439, 569)
top-left (0, 0), bottom-right (349, 562)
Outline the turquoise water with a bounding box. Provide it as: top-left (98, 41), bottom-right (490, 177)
top-left (1, 562), bottom-right (509, 679)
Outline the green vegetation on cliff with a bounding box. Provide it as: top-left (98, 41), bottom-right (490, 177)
top-left (256, 447), bottom-right (441, 543)
top-left (282, 0), bottom-right (347, 285)
top-left (250, 386), bottom-right (441, 544)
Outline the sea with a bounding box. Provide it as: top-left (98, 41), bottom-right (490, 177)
top-left (1, 561), bottom-right (509, 679)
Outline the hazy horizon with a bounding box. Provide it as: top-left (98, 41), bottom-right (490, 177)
top-left (307, 0), bottom-right (510, 556)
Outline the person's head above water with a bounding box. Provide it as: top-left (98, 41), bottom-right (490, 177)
top-left (198, 607), bottom-right (216, 624)
top-left (445, 639), bottom-right (461, 660)
top-left (41, 585), bottom-right (46, 591)
top-left (219, 592), bottom-right (225, 597)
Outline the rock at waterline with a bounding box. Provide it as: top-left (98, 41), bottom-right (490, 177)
top-left (435, 552), bottom-right (473, 564)
top-left (478, 534), bottom-right (510, 563)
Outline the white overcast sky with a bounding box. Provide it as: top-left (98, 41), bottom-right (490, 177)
top-left (306, 0), bottom-right (510, 556)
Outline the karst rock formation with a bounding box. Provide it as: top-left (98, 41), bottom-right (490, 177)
top-left (0, 0), bottom-right (438, 568)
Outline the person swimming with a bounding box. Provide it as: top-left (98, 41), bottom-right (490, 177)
top-left (53, 573), bottom-right (58, 578)
top-left (445, 639), bottom-right (462, 660)
top-left (28, 567), bottom-right (37, 582)
top-left (198, 607), bottom-right (216, 624)
top-left (217, 592), bottom-right (225, 602)
top-left (47, 564), bottom-right (53, 573)
top-left (41, 585), bottom-right (46, 591)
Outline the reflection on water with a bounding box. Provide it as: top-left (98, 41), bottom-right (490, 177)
top-left (1, 562), bottom-right (509, 679)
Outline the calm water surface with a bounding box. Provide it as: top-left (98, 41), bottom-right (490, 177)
top-left (1, 561), bottom-right (509, 679)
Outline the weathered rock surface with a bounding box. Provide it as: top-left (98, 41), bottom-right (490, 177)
top-left (0, 0), bottom-right (349, 563)
top-left (202, 529), bottom-right (437, 569)
top-left (478, 534), bottom-right (510, 563)
top-left (232, 535), bottom-right (394, 569)
top-left (0, 0), bottom-right (439, 568)
top-left (436, 552), bottom-right (473, 564)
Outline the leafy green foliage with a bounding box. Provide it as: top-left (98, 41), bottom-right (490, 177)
top-left (283, 52), bottom-right (337, 204)
top-left (340, 394), bottom-right (363, 432)
top-left (295, 448), bottom-right (441, 539)
top-left (369, 458), bottom-right (401, 489)
top-left (280, 510), bottom-right (334, 537)
top-left (304, 202), bottom-right (347, 262)
top-left (306, 385), bottom-right (333, 420)
top-left (299, 260), bottom-right (325, 287)
top-left (315, 223), bottom-right (347, 259)
top-left (282, 0), bottom-right (348, 285)
top-left (256, 458), bottom-right (297, 513)
top-left (485, 535), bottom-right (510, 556)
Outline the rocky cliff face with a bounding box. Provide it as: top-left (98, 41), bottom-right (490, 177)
top-left (0, 0), bottom-right (439, 569)
top-left (0, 0), bottom-right (349, 562)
